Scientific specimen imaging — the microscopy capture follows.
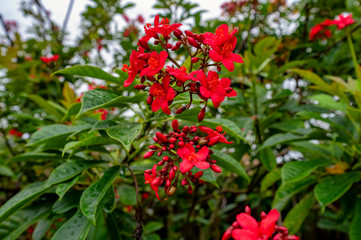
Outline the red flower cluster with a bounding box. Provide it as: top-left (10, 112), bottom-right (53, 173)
top-left (40, 54), bottom-right (59, 64)
top-left (309, 14), bottom-right (356, 41)
top-left (222, 207), bottom-right (299, 240)
top-left (8, 128), bottom-right (23, 137)
top-left (143, 120), bottom-right (231, 200)
top-left (122, 15), bottom-right (241, 120)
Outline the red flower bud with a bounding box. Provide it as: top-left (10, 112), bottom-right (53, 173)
top-left (182, 126), bottom-right (190, 133)
top-left (217, 65), bottom-right (222, 72)
top-left (260, 211), bottom-right (267, 219)
top-left (157, 151), bottom-right (163, 157)
top-left (193, 171), bottom-right (203, 179)
top-left (187, 37), bottom-right (199, 48)
top-left (138, 39), bottom-right (150, 50)
top-left (169, 144), bottom-right (175, 149)
top-left (173, 166), bottom-right (178, 171)
top-left (185, 30), bottom-right (194, 37)
top-left (210, 164), bottom-right (222, 173)
top-left (167, 43), bottom-right (172, 49)
top-left (187, 185), bottom-right (193, 194)
top-left (154, 40), bottom-right (159, 45)
top-left (198, 34), bottom-right (205, 43)
top-left (171, 45), bottom-right (180, 51)
top-left (169, 169), bottom-right (175, 180)
top-left (149, 145), bottom-right (158, 150)
top-left (169, 137), bottom-right (177, 144)
top-left (156, 132), bottom-right (168, 142)
top-left (222, 228), bottom-right (233, 240)
top-left (198, 108), bottom-right (206, 122)
top-left (225, 87), bottom-right (233, 93)
top-left (208, 135), bottom-right (221, 147)
top-left (147, 96), bottom-right (153, 105)
top-left (190, 126), bottom-right (197, 133)
top-left (134, 84), bottom-right (146, 90)
top-left (181, 178), bottom-right (188, 186)
top-left (173, 29), bottom-right (183, 40)
top-left (191, 57), bottom-right (199, 63)
top-left (245, 206), bottom-right (251, 215)
top-left (176, 106), bottom-right (187, 114)
top-left (162, 156), bottom-right (169, 161)
top-left (172, 119), bottom-right (179, 131)
top-left (166, 179), bottom-right (172, 187)
top-left (232, 221), bottom-right (240, 228)
top-left (151, 177), bottom-right (161, 186)
top-left (210, 159), bottom-right (217, 164)
top-left (143, 151), bottom-right (155, 159)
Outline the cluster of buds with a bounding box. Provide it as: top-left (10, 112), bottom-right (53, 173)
top-left (8, 128), bottom-right (23, 138)
top-left (122, 15), bottom-right (242, 121)
top-left (222, 206), bottom-right (299, 240)
top-left (143, 120), bottom-right (232, 200)
top-left (309, 13), bottom-right (356, 41)
top-left (121, 14), bottom-right (144, 37)
top-left (40, 54), bottom-right (59, 64)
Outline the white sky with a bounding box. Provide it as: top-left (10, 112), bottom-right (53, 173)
top-left (0, 0), bottom-right (222, 43)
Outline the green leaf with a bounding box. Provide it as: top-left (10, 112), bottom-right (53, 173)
top-left (116, 185), bottom-right (136, 206)
top-left (270, 120), bottom-right (313, 135)
top-left (52, 209), bottom-right (93, 240)
top-left (254, 36), bottom-right (281, 60)
top-left (211, 149), bottom-right (250, 183)
top-left (78, 89), bottom-right (147, 117)
top-left (89, 120), bottom-right (117, 132)
top-left (129, 159), bottom-right (158, 173)
top-left (272, 177), bottom-right (316, 211)
top-left (25, 94), bottom-right (65, 119)
top-left (32, 219), bottom-right (52, 240)
top-left (284, 193), bottom-right (315, 235)
top-left (350, 198), bottom-right (361, 240)
top-left (47, 160), bottom-right (103, 186)
top-left (191, 167), bottom-right (218, 188)
top-left (202, 118), bottom-right (245, 142)
top-left (107, 123), bottom-right (142, 151)
top-left (52, 191), bottom-right (82, 214)
top-left (63, 136), bottom-right (118, 156)
top-left (308, 94), bottom-right (347, 112)
top-left (0, 166), bottom-right (14, 177)
top-left (53, 65), bottom-right (122, 84)
top-left (290, 69), bottom-right (329, 89)
top-left (259, 148), bottom-right (277, 171)
top-left (55, 175), bottom-right (80, 201)
top-left (282, 158), bottom-right (333, 184)
top-left (3, 200), bottom-right (52, 240)
top-left (314, 172), bottom-right (361, 210)
top-left (80, 166), bottom-right (120, 224)
top-left (27, 124), bottom-right (90, 147)
top-left (260, 133), bottom-right (305, 150)
top-left (261, 168), bottom-right (281, 192)
top-left (8, 152), bottom-right (65, 163)
top-left (143, 221), bottom-right (164, 234)
top-left (0, 182), bottom-right (50, 223)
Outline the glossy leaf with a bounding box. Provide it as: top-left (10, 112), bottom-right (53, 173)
top-left (202, 118), bottom-right (245, 142)
top-left (260, 133), bottom-right (305, 150)
top-left (52, 191), bottom-right (82, 214)
top-left (191, 167), bottom-right (219, 188)
top-left (260, 168), bottom-right (281, 192)
top-left (55, 175), bottom-right (80, 200)
top-left (282, 158), bottom-right (332, 184)
top-left (63, 136), bottom-right (118, 156)
top-left (211, 149), bottom-right (250, 183)
top-left (314, 172), bottom-right (361, 210)
top-left (80, 166), bottom-right (120, 224)
top-left (32, 219), bottom-right (52, 240)
top-left (259, 148), bottom-right (277, 171)
top-left (53, 65), bottom-right (122, 84)
top-left (52, 209), bottom-right (93, 240)
top-left (284, 193), bottom-right (315, 234)
top-left (350, 198), bottom-right (361, 240)
top-left (107, 123), bottom-right (142, 151)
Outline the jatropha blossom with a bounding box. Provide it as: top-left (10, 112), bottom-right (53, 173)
top-left (143, 120), bottom-right (231, 200)
top-left (333, 13), bottom-right (356, 30)
top-left (222, 207), bottom-right (299, 240)
top-left (40, 54), bottom-right (59, 64)
top-left (122, 15), bottom-right (241, 120)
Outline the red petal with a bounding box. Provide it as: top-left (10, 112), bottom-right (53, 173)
top-left (177, 143), bottom-right (194, 160)
top-left (220, 78), bottom-right (231, 88)
top-left (231, 229), bottom-right (258, 240)
top-left (179, 159), bottom-right (193, 173)
top-left (236, 213), bottom-right (259, 233)
top-left (222, 58), bottom-right (235, 72)
top-left (227, 90), bottom-right (237, 97)
top-left (166, 87), bottom-right (176, 101)
top-left (211, 92), bottom-right (225, 108)
top-left (200, 86), bottom-right (212, 98)
top-left (230, 53), bottom-right (244, 63)
top-left (194, 161), bottom-right (210, 169)
top-left (161, 97), bottom-right (171, 115)
top-left (151, 97), bottom-right (162, 112)
top-left (196, 146), bottom-right (209, 161)
top-left (209, 50), bottom-right (223, 62)
top-left (259, 209), bottom-right (279, 238)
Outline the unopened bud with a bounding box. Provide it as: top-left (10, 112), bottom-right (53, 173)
top-left (208, 135), bottom-right (221, 147)
top-left (147, 96), bottom-right (153, 105)
top-left (156, 132), bottom-right (168, 142)
top-left (190, 126), bottom-right (197, 133)
top-left (181, 178), bottom-right (188, 186)
top-left (187, 185), bottom-right (193, 194)
top-left (210, 164), bottom-right (222, 173)
top-left (193, 171), bottom-right (203, 179)
top-left (260, 211), bottom-right (267, 220)
top-left (178, 141), bottom-right (185, 148)
top-left (166, 43), bottom-right (172, 49)
top-left (187, 37), bottom-right (199, 48)
top-left (225, 87), bottom-right (233, 93)
top-left (173, 29), bottom-right (182, 40)
top-left (162, 156), bottom-right (169, 161)
top-left (185, 30), bottom-right (194, 37)
top-left (138, 39), bottom-right (150, 50)
top-left (148, 145), bottom-right (158, 150)
top-left (169, 137), bottom-right (177, 144)
top-left (217, 66), bottom-right (222, 72)
top-left (245, 206), bottom-right (251, 215)
top-left (172, 119), bottom-right (179, 131)
top-left (157, 160), bottom-right (165, 166)
top-left (169, 169), bottom-right (175, 180)
top-left (176, 106), bottom-right (186, 114)
top-left (134, 84), bottom-right (146, 90)
top-left (143, 151), bottom-right (155, 159)
top-left (198, 108), bottom-right (206, 122)
top-left (166, 178), bottom-right (172, 187)
top-left (191, 57), bottom-right (199, 63)
top-left (151, 177), bottom-right (161, 186)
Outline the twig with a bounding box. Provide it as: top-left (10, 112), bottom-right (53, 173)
top-left (61, 0), bottom-right (74, 42)
top-left (0, 14), bottom-right (14, 47)
top-left (126, 165), bottom-right (143, 240)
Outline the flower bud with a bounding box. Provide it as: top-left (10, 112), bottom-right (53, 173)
top-left (166, 43), bottom-right (172, 49)
top-left (222, 228), bottom-right (232, 240)
top-left (156, 132), bottom-right (168, 142)
top-left (193, 171), bottom-right (203, 179)
top-left (260, 211), bottom-right (267, 220)
top-left (185, 30), bottom-right (194, 37)
top-left (169, 169), bottom-right (175, 180)
top-left (182, 126), bottom-right (190, 133)
top-left (210, 164), bottom-right (222, 173)
top-left (181, 178), bottom-right (188, 186)
top-left (169, 144), bottom-right (175, 149)
top-left (154, 40), bottom-right (159, 45)
top-left (141, 76), bottom-right (146, 84)
top-left (172, 119), bottom-right (179, 131)
top-left (217, 65), bottom-right (222, 72)
top-left (210, 159), bottom-right (217, 164)
top-left (190, 126), bottom-right (197, 133)
top-left (162, 156), bottom-right (169, 161)
top-left (178, 141), bottom-right (185, 148)
top-left (166, 185), bottom-right (177, 196)
top-left (245, 206), bottom-right (251, 215)
top-left (198, 108), bottom-right (206, 122)
top-left (169, 137), bottom-right (177, 144)
top-left (143, 151), bottom-right (155, 159)
top-left (157, 160), bottom-right (165, 166)
top-left (171, 45), bottom-right (180, 51)
top-left (225, 87), bottom-right (233, 93)
top-left (198, 34), bottom-right (205, 43)
top-left (134, 84), bottom-right (146, 90)
top-left (187, 37), bottom-right (199, 48)
top-left (232, 221), bottom-right (240, 228)
top-left (148, 145), bottom-right (158, 149)
top-left (173, 29), bottom-right (183, 40)
top-left (157, 151), bottom-right (163, 157)
top-left (191, 57), bottom-right (199, 63)
top-left (173, 166), bottom-right (178, 171)
top-left (166, 179), bottom-right (172, 187)
top-left (147, 96), bottom-right (153, 105)
top-left (138, 39), bottom-right (150, 50)
top-left (176, 106), bottom-right (187, 114)
top-left (162, 146), bottom-right (167, 151)
top-left (187, 185), bottom-right (193, 194)
top-left (208, 135), bottom-right (221, 147)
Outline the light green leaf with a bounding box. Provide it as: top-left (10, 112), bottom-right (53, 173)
top-left (309, 94), bottom-right (347, 112)
top-left (211, 149), bottom-right (250, 183)
top-left (282, 158), bottom-right (332, 184)
top-left (290, 69), bottom-right (329, 89)
top-left (80, 166), bottom-right (120, 224)
top-left (0, 166), bottom-right (14, 177)
top-left (32, 219), bottom-right (52, 240)
top-left (53, 65), bottom-right (122, 84)
top-left (284, 193), bottom-right (315, 235)
top-left (25, 94), bottom-right (65, 119)
top-left (261, 168), bottom-right (281, 192)
top-left (107, 123), bottom-right (142, 151)
top-left (314, 172), bottom-right (361, 210)
top-left (259, 148), bottom-right (277, 171)
top-left (260, 133), bottom-right (305, 150)
top-left (52, 209), bottom-right (93, 240)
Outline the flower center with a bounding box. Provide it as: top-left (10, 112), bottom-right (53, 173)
top-left (152, 87), bottom-right (165, 98)
top-left (220, 42), bottom-right (232, 57)
top-left (148, 56), bottom-right (159, 69)
top-left (208, 75), bottom-right (219, 92)
top-left (188, 152), bottom-right (198, 163)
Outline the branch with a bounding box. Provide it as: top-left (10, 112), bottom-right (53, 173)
top-left (61, 0), bottom-right (74, 42)
top-left (0, 14), bottom-right (14, 47)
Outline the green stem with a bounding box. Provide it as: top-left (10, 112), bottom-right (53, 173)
top-left (347, 32), bottom-right (361, 90)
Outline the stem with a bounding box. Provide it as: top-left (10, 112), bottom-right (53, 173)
top-left (0, 14), bottom-right (14, 47)
top-left (61, 0), bottom-right (74, 42)
top-left (167, 55), bottom-right (181, 68)
top-left (347, 32), bottom-right (361, 90)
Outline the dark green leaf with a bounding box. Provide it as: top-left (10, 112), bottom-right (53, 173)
top-left (259, 148), bottom-right (277, 171)
top-left (55, 175), bottom-right (80, 201)
top-left (63, 136), bottom-right (118, 156)
top-left (107, 123), bottom-right (142, 151)
top-left (350, 198), bottom-right (361, 240)
top-left (0, 166), bottom-right (14, 177)
top-left (116, 185), bottom-right (136, 206)
top-left (260, 133), bottom-right (306, 150)
top-left (191, 167), bottom-right (218, 188)
top-left (261, 168), bottom-right (281, 192)
top-left (52, 191), bottom-right (82, 214)
top-left (202, 118), bottom-right (245, 142)
top-left (32, 219), bottom-right (52, 240)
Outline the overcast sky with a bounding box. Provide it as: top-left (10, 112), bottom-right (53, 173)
top-left (0, 0), bottom-right (222, 43)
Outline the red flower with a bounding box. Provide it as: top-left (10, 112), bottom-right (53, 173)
top-left (199, 126), bottom-right (233, 144)
top-left (144, 164), bottom-right (161, 201)
top-left (167, 66), bottom-right (193, 83)
top-left (123, 47), bottom-right (147, 87)
top-left (204, 24), bottom-right (243, 71)
top-left (232, 209), bottom-right (280, 240)
top-left (8, 128), bottom-right (23, 137)
top-left (177, 143), bottom-right (210, 173)
top-left (149, 75), bottom-right (176, 115)
top-left (333, 14), bottom-right (356, 29)
top-left (309, 19), bottom-right (334, 41)
top-left (193, 70), bottom-right (237, 108)
top-left (144, 15), bottom-right (182, 39)
top-left (40, 54), bottom-right (59, 64)
top-left (140, 51), bottom-right (168, 77)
